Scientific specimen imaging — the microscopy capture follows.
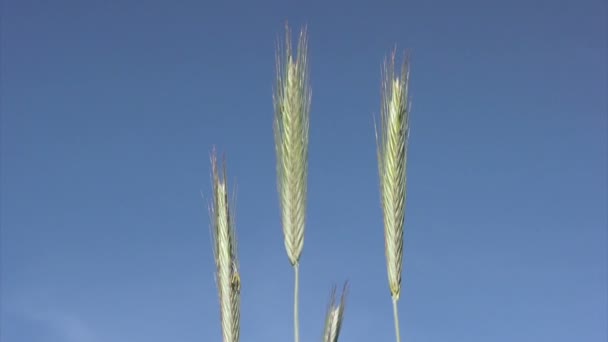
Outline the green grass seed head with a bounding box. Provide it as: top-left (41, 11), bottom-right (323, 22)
top-left (376, 50), bottom-right (411, 301)
top-left (273, 24), bottom-right (311, 266)
top-left (210, 149), bottom-right (240, 342)
top-left (322, 282), bottom-right (349, 342)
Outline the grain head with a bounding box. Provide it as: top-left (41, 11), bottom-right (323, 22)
top-left (322, 283), bottom-right (349, 342)
top-left (375, 50), bottom-right (411, 301)
top-left (210, 149), bottom-right (240, 342)
top-left (273, 24), bottom-right (311, 266)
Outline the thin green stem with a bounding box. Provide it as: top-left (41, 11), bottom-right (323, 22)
top-left (294, 263), bottom-right (300, 342)
top-left (392, 297), bottom-right (401, 342)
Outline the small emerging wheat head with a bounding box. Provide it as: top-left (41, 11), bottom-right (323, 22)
top-left (376, 50), bottom-right (411, 302)
top-left (209, 149), bottom-right (240, 342)
top-left (322, 283), bottom-right (349, 342)
top-left (273, 24), bottom-right (311, 267)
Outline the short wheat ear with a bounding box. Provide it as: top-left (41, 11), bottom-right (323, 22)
top-left (209, 148), bottom-right (240, 342)
top-left (322, 282), bottom-right (349, 342)
top-left (376, 49), bottom-right (411, 342)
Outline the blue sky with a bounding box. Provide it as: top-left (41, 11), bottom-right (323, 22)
top-left (1, 0), bottom-right (606, 341)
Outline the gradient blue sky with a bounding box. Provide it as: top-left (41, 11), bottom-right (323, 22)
top-left (1, 0), bottom-right (607, 341)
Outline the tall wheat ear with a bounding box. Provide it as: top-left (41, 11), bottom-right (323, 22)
top-left (273, 23), bottom-right (310, 342)
top-left (322, 282), bottom-right (349, 342)
top-left (209, 148), bottom-right (240, 342)
top-left (375, 49), bottom-right (411, 342)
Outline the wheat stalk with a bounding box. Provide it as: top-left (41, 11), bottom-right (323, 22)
top-left (273, 23), bottom-right (310, 342)
top-left (209, 148), bottom-right (240, 342)
top-left (322, 283), bottom-right (349, 342)
top-left (375, 50), bottom-right (411, 342)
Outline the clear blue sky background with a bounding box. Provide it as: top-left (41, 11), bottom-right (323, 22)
top-left (1, 0), bottom-right (606, 341)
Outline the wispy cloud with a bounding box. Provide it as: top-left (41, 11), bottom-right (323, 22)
top-left (7, 302), bottom-right (97, 342)
top-left (43, 311), bottom-right (97, 342)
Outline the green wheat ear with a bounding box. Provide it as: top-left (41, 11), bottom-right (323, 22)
top-left (273, 23), bottom-right (311, 342)
top-left (273, 23), bottom-right (310, 267)
top-left (209, 148), bottom-right (240, 342)
top-left (322, 282), bottom-right (349, 342)
top-left (375, 49), bottom-right (411, 342)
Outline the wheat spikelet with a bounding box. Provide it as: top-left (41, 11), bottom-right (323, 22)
top-left (273, 23), bottom-right (310, 267)
top-left (322, 283), bottom-right (348, 342)
top-left (209, 148), bottom-right (240, 342)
